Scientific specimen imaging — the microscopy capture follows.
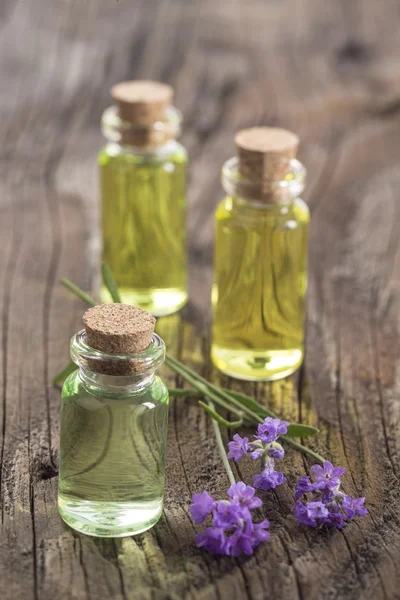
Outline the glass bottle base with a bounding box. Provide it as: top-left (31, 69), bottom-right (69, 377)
top-left (211, 346), bottom-right (303, 381)
top-left (58, 495), bottom-right (163, 538)
top-left (100, 285), bottom-right (188, 317)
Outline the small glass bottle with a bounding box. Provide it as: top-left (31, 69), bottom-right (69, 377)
top-left (99, 80), bottom-right (188, 316)
top-left (211, 127), bottom-right (309, 381)
top-left (58, 304), bottom-right (169, 537)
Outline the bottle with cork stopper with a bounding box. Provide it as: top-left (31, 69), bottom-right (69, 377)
top-left (99, 80), bottom-right (188, 316)
top-left (58, 303), bottom-right (169, 537)
top-left (211, 127), bottom-right (309, 381)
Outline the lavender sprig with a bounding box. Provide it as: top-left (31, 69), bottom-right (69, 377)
top-left (228, 418), bottom-right (288, 491)
top-left (190, 401), bottom-right (270, 556)
top-left (293, 461), bottom-right (367, 528)
top-left (190, 483), bottom-right (270, 556)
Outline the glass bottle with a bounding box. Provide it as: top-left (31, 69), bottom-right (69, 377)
top-left (99, 80), bottom-right (188, 316)
top-left (58, 304), bottom-right (169, 537)
top-left (211, 127), bottom-right (309, 381)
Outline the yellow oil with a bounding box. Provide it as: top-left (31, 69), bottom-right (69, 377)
top-left (211, 196), bottom-right (309, 381)
top-left (99, 141), bottom-right (188, 316)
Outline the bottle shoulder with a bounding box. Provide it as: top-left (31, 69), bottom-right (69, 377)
top-left (98, 140), bottom-right (188, 168)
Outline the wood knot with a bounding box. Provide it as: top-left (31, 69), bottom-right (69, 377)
top-left (336, 40), bottom-right (372, 64)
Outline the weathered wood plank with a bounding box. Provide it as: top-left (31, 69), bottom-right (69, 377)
top-left (1, 0), bottom-right (400, 598)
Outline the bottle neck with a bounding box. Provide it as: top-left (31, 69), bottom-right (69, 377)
top-left (70, 331), bottom-right (165, 397)
top-left (221, 157), bottom-right (306, 206)
top-left (78, 368), bottom-right (156, 397)
top-left (101, 104), bottom-right (182, 150)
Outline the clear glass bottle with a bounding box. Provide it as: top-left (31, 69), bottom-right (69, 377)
top-left (211, 127), bottom-right (309, 381)
top-left (99, 81), bottom-right (188, 316)
top-left (58, 312), bottom-right (169, 538)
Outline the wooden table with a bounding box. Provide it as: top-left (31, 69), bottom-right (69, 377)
top-left (1, 1), bottom-right (400, 598)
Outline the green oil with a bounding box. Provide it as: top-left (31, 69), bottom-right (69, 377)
top-left (211, 196), bottom-right (309, 381)
top-left (58, 370), bottom-right (169, 537)
top-left (99, 141), bottom-right (188, 316)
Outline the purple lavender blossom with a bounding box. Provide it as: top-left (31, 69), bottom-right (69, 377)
top-left (252, 520), bottom-right (271, 543)
top-left (342, 496), bottom-right (367, 519)
top-left (196, 527), bottom-right (227, 555)
top-left (253, 462), bottom-right (286, 491)
top-left (191, 483), bottom-right (270, 557)
top-left (266, 442), bottom-right (285, 460)
top-left (227, 481), bottom-right (262, 511)
top-left (293, 500), bottom-right (329, 527)
top-left (311, 461), bottom-right (345, 485)
top-left (295, 475), bottom-right (315, 501)
top-left (227, 419), bottom-right (288, 494)
top-left (227, 434), bottom-right (249, 463)
top-left (255, 417), bottom-right (289, 444)
top-left (293, 461), bottom-right (368, 529)
top-left (248, 442), bottom-right (265, 461)
top-left (213, 501), bottom-right (242, 528)
top-left (190, 491), bottom-right (215, 524)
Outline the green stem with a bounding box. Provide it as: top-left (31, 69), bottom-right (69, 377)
top-left (167, 388), bottom-right (199, 398)
top-left (199, 401), bottom-right (243, 429)
top-left (165, 355), bottom-right (242, 416)
top-left (208, 401), bottom-right (236, 486)
top-left (166, 354), bottom-right (261, 422)
top-left (101, 263), bottom-right (122, 303)
top-left (60, 279), bottom-right (97, 307)
top-left (165, 354), bottom-right (325, 464)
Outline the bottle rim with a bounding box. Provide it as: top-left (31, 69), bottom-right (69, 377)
top-left (221, 157), bottom-right (306, 204)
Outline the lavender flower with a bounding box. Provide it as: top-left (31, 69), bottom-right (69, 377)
top-left (227, 481), bottom-right (262, 511)
top-left (190, 491), bottom-right (215, 524)
top-left (293, 461), bottom-right (367, 529)
top-left (311, 461), bottom-right (345, 485)
top-left (253, 462), bottom-right (286, 491)
top-left (228, 417), bottom-right (288, 494)
top-left (342, 495), bottom-right (367, 519)
top-left (190, 483), bottom-right (270, 556)
top-left (255, 417), bottom-right (289, 444)
top-left (266, 442), bottom-right (285, 460)
top-left (294, 475), bottom-right (314, 501)
top-left (227, 434), bottom-right (249, 463)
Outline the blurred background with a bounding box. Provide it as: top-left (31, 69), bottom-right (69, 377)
top-left (2, 0), bottom-right (400, 328)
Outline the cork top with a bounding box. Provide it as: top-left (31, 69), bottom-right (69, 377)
top-left (83, 304), bottom-right (156, 355)
top-left (111, 80), bottom-right (174, 125)
top-left (235, 127), bottom-right (299, 181)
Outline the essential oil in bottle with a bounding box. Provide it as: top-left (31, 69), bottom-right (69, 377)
top-left (211, 127), bottom-right (309, 381)
top-left (99, 81), bottom-right (188, 316)
top-left (58, 304), bottom-right (169, 537)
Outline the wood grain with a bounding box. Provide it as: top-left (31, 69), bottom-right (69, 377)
top-left (1, 0), bottom-right (400, 598)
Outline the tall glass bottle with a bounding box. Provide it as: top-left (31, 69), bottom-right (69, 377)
top-left (58, 304), bottom-right (169, 537)
top-left (211, 127), bottom-right (309, 381)
top-left (99, 81), bottom-right (188, 316)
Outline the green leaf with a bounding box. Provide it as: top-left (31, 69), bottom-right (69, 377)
top-left (284, 424), bottom-right (319, 437)
top-left (60, 279), bottom-right (97, 307)
top-left (199, 401), bottom-right (243, 429)
top-left (101, 263), bottom-right (122, 303)
top-left (52, 361), bottom-right (78, 386)
top-left (167, 388), bottom-right (198, 397)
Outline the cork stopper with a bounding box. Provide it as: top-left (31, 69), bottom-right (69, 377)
top-left (235, 127), bottom-right (299, 181)
top-left (111, 80), bottom-right (173, 126)
top-left (83, 304), bottom-right (155, 356)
